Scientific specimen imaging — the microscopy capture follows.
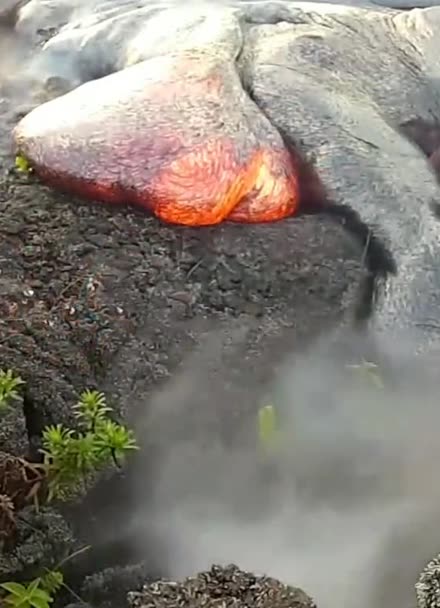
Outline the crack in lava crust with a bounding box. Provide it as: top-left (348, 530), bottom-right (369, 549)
top-left (13, 53), bottom-right (302, 226)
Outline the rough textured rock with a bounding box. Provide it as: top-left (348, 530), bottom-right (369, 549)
top-left (417, 554), bottom-right (440, 608)
top-left (0, 506), bottom-right (75, 582)
top-left (128, 564), bottom-right (316, 608)
top-left (81, 562), bottom-right (158, 608)
top-left (0, 395), bottom-right (28, 457)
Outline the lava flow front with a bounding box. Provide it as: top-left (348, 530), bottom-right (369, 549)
top-left (13, 52), bottom-right (300, 226)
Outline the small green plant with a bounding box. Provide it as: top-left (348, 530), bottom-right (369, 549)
top-left (0, 572), bottom-right (62, 608)
top-left (257, 404), bottom-right (280, 454)
top-left (14, 154), bottom-right (33, 175)
top-left (0, 370), bottom-right (138, 504)
top-left (41, 390), bottom-right (139, 501)
top-left (0, 371), bottom-right (137, 606)
top-left (0, 369), bottom-right (25, 412)
top-left (0, 546), bottom-right (89, 608)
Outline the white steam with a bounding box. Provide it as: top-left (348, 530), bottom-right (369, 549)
top-left (130, 329), bottom-right (440, 608)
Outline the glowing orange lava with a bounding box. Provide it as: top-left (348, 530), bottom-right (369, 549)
top-left (148, 140), bottom-right (299, 225)
top-left (14, 54), bottom-right (301, 226)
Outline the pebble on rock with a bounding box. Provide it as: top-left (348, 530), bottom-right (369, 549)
top-left (127, 564), bottom-right (316, 608)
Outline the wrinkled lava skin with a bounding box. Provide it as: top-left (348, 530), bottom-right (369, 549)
top-left (14, 53), bottom-right (301, 227)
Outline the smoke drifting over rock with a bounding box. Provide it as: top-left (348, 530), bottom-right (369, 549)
top-left (126, 329), bottom-right (440, 608)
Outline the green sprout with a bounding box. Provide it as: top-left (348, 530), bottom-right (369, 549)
top-left (73, 390), bottom-right (111, 431)
top-left (15, 153), bottom-right (33, 174)
top-left (94, 419), bottom-right (138, 468)
top-left (257, 404), bottom-right (280, 454)
top-left (0, 369), bottom-right (25, 412)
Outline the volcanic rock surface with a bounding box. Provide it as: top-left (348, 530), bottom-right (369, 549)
top-left (128, 564), bottom-right (316, 608)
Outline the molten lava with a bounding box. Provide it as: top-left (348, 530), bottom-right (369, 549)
top-left (14, 52), bottom-right (301, 226)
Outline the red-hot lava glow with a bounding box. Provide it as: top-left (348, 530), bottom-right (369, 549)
top-left (14, 54), bottom-right (305, 226)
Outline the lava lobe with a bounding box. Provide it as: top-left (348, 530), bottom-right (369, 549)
top-left (14, 52), bottom-right (303, 226)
